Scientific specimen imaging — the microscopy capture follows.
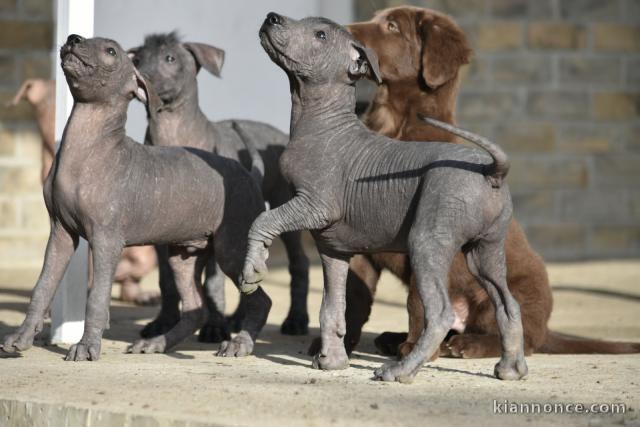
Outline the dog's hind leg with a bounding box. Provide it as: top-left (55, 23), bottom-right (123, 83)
top-left (374, 235), bottom-right (457, 383)
top-left (140, 245), bottom-right (180, 338)
top-left (464, 238), bottom-right (528, 380)
top-left (128, 247), bottom-right (208, 354)
top-left (199, 256), bottom-right (231, 343)
top-left (374, 191), bottom-right (463, 383)
top-left (3, 223), bottom-right (78, 352)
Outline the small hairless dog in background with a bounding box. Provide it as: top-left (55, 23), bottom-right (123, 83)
top-left (7, 79), bottom-right (159, 306)
top-left (1, 35), bottom-right (270, 360)
top-left (241, 13), bottom-right (528, 383)
top-left (128, 33), bottom-right (310, 347)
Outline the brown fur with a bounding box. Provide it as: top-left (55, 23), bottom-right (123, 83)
top-left (343, 6), bottom-right (640, 358)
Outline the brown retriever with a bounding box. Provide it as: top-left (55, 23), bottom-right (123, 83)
top-left (312, 5), bottom-right (639, 359)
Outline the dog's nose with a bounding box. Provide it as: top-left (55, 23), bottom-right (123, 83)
top-left (67, 34), bottom-right (84, 46)
top-left (266, 12), bottom-right (282, 26)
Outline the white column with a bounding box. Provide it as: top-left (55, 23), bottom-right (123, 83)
top-left (49, 0), bottom-right (94, 345)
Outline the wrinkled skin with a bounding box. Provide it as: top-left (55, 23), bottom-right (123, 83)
top-left (242, 13), bottom-right (528, 382)
top-left (8, 80), bottom-right (159, 306)
top-left (129, 33), bottom-right (309, 341)
top-left (1, 35), bottom-right (271, 361)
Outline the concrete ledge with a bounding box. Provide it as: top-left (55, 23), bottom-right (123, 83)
top-left (0, 398), bottom-right (220, 427)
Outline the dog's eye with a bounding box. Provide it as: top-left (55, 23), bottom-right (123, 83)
top-left (166, 55), bottom-right (175, 63)
top-left (106, 47), bottom-right (116, 56)
top-left (387, 21), bottom-right (399, 32)
top-left (315, 31), bottom-right (326, 40)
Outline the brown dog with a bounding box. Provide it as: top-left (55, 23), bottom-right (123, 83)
top-left (8, 79), bottom-right (158, 306)
top-left (319, 6), bottom-right (640, 359)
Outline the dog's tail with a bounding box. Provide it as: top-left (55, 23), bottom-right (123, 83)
top-left (418, 115), bottom-right (510, 187)
top-left (231, 121), bottom-right (264, 188)
top-left (539, 330), bottom-right (640, 354)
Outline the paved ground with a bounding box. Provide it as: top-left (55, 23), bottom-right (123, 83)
top-left (0, 255), bottom-right (638, 426)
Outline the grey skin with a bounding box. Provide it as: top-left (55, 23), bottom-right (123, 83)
top-left (1, 35), bottom-right (271, 360)
top-left (128, 33), bottom-right (310, 343)
top-left (241, 13), bottom-right (528, 383)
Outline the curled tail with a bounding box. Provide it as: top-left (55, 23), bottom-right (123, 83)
top-left (418, 115), bottom-right (510, 187)
top-left (539, 330), bottom-right (640, 354)
top-left (231, 121), bottom-right (265, 188)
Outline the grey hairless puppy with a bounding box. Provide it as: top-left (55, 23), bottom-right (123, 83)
top-left (128, 33), bottom-right (310, 344)
top-left (1, 35), bottom-right (271, 360)
top-left (241, 13), bottom-right (528, 383)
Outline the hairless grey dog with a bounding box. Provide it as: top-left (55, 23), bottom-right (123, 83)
top-left (241, 13), bottom-right (528, 383)
top-left (1, 35), bottom-right (271, 360)
top-left (128, 33), bottom-right (310, 345)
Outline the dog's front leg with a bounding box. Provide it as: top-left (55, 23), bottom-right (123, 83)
top-left (65, 237), bottom-right (122, 361)
top-left (2, 223), bottom-right (79, 353)
top-left (312, 251), bottom-right (351, 370)
top-left (241, 195), bottom-right (332, 292)
top-left (129, 247), bottom-right (208, 354)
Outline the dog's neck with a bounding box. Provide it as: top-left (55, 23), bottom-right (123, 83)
top-left (364, 75), bottom-right (461, 142)
top-left (289, 78), bottom-right (360, 140)
top-left (147, 81), bottom-right (211, 147)
top-left (56, 100), bottom-right (128, 173)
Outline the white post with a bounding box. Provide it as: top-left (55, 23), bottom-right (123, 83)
top-left (49, 0), bottom-right (94, 345)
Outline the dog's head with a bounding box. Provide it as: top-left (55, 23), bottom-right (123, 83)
top-left (60, 35), bottom-right (151, 105)
top-left (127, 32), bottom-right (225, 105)
top-left (348, 7), bottom-right (471, 89)
top-left (259, 12), bottom-right (381, 87)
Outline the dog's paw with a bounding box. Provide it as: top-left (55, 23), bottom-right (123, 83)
top-left (494, 357), bottom-right (528, 381)
top-left (127, 336), bottom-right (167, 354)
top-left (241, 244), bottom-right (269, 286)
top-left (2, 323), bottom-right (39, 353)
top-left (216, 332), bottom-right (254, 357)
top-left (198, 321), bottom-right (231, 343)
top-left (444, 334), bottom-right (497, 359)
top-left (373, 361), bottom-right (418, 384)
top-left (65, 340), bottom-right (101, 361)
top-left (311, 347), bottom-right (349, 371)
top-left (140, 313), bottom-right (179, 338)
top-left (281, 311), bottom-right (309, 336)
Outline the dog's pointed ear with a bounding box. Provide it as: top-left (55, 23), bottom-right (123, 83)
top-left (183, 42), bottom-right (225, 77)
top-left (348, 42), bottom-right (382, 84)
top-left (419, 13), bottom-right (472, 89)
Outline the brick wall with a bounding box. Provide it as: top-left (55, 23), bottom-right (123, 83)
top-left (0, 0), bottom-right (52, 269)
top-left (355, 0), bottom-right (640, 260)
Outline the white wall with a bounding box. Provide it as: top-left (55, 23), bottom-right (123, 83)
top-left (94, 0), bottom-right (353, 141)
